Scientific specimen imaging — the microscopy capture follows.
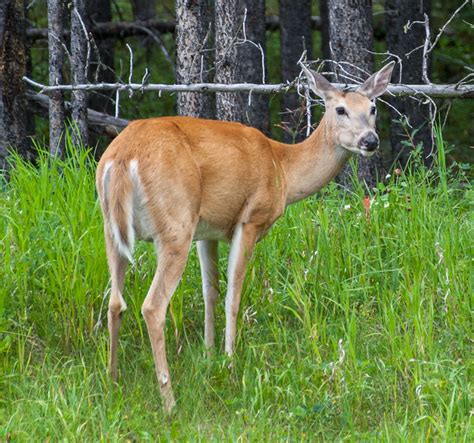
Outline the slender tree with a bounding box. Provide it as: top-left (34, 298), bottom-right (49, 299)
top-left (131, 0), bottom-right (157, 57)
top-left (0, 0), bottom-right (28, 170)
top-left (87, 0), bottom-right (115, 115)
top-left (328, 0), bottom-right (381, 187)
top-left (239, 0), bottom-right (269, 134)
top-left (176, 0), bottom-right (212, 119)
top-left (385, 0), bottom-right (433, 167)
top-left (131, 0), bottom-right (157, 21)
top-left (47, 0), bottom-right (66, 157)
top-left (279, 0), bottom-right (312, 142)
top-left (319, 0), bottom-right (331, 62)
top-left (70, 0), bottom-right (89, 146)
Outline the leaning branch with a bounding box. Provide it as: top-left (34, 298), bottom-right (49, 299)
top-left (23, 77), bottom-right (474, 98)
top-left (26, 16), bottom-right (323, 41)
top-left (26, 92), bottom-right (128, 138)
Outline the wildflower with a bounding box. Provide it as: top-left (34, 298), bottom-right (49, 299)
top-left (344, 204), bottom-right (351, 210)
top-left (394, 168), bottom-right (402, 176)
top-left (363, 196), bottom-right (371, 221)
top-left (385, 173), bottom-right (391, 179)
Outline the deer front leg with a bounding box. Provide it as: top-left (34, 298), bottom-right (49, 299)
top-left (141, 239), bottom-right (191, 412)
top-left (197, 240), bottom-right (219, 351)
top-left (225, 223), bottom-right (257, 356)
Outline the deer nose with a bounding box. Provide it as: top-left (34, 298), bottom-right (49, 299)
top-left (359, 133), bottom-right (379, 151)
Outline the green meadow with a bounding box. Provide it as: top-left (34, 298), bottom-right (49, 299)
top-left (1, 132), bottom-right (472, 440)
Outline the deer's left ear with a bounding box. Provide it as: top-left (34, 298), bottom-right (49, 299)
top-left (300, 64), bottom-right (338, 100)
top-left (357, 61), bottom-right (395, 99)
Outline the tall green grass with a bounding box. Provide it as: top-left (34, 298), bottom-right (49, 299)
top-left (1, 135), bottom-right (472, 440)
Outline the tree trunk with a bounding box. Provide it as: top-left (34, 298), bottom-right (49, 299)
top-left (280, 0), bottom-right (312, 143)
top-left (215, 0), bottom-right (269, 129)
top-left (70, 0), bottom-right (89, 146)
top-left (319, 0), bottom-right (331, 62)
top-left (131, 0), bottom-right (156, 56)
top-left (328, 0), bottom-right (381, 187)
top-left (385, 0), bottom-right (433, 168)
top-left (131, 0), bottom-right (157, 21)
top-left (87, 0), bottom-right (115, 115)
top-left (239, 0), bottom-right (269, 134)
top-left (215, 0), bottom-right (245, 122)
top-left (47, 0), bottom-right (66, 157)
top-left (0, 0), bottom-right (28, 170)
top-left (176, 0), bottom-right (212, 119)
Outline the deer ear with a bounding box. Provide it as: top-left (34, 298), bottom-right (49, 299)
top-left (357, 61), bottom-right (395, 99)
top-left (301, 64), bottom-right (338, 100)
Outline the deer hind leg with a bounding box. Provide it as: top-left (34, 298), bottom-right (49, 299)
top-left (197, 240), bottom-right (219, 351)
top-left (141, 234), bottom-right (192, 412)
top-left (105, 228), bottom-right (128, 381)
top-left (225, 223), bottom-right (258, 356)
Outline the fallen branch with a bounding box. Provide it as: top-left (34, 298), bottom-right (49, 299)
top-left (26, 92), bottom-right (128, 138)
top-left (23, 77), bottom-right (474, 98)
top-left (26, 16), bottom-right (323, 41)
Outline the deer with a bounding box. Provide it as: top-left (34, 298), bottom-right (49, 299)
top-left (96, 61), bottom-right (395, 412)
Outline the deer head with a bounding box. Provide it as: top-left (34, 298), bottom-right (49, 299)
top-left (302, 62), bottom-right (395, 157)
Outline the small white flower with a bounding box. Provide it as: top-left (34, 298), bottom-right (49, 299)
top-left (344, 204), bottom-right (351, 210)
top-left (385, 174), bottom-right (391, 179)
top-left (384, 202), bottom-right (390, 208)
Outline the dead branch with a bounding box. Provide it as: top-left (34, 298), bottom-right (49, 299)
top-left (26, 91), bottom-right (128, 138)
top-left (26, 16), bottom-right (324, 42)
top-left (23, 77), bottom-right (474, 98)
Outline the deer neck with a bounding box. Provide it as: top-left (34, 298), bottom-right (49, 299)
top-left (277, 116), bottom-right (352, 206)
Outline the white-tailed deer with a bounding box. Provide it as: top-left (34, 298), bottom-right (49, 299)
top-left (96, 62), bottom-right (394, 411)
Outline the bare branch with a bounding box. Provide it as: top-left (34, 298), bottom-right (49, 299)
top-left (429, 0), bottom-right (470, 52)
top-left (23, 76), bottom-right (474, 98)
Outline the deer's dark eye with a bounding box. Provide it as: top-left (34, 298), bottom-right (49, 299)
top-left (370, 106), bottom-right (377, 115)
top-left (336, 107), bottom-right (346, 116)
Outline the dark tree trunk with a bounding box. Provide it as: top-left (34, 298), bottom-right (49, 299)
top-left (279, 0), bottom-right (312, 143)
top-left (239, 0), bottom-right (269, 134)
top-left (47, 0), bottom-right (66, 157)
top-left (87, 0), bottom-right (115, 115)
top-left (215, 0), bottom-right (245, 122)
top-left (385, 0), bottom-right (433, 167)
top-left (70, 0), bottom-right (89, 146)
top-left (0, 0), bottom-right (28, 170)
top-left (131, 0), bottom-right (157, 55)
top-left (328, 0), bottom-right (382, 187)
top-left (25, 37), bottom-right (35, 148)
top-left (131, 0), bottom-right (157, 21)
top-left (176, 0), bottom-right (212, 119)
top-left (319, 0), bottom-right (331, 61)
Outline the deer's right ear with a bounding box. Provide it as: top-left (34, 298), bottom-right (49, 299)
top-left (301, 65), bottom-right (337, 100)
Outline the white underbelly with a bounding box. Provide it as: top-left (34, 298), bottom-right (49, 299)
top-left (193, 219), bottom-right (227, 241)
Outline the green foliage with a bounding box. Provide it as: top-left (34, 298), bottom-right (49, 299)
top-left (1, 132), bottom-right (472, 440)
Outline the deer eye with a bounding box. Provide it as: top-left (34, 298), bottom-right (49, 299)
top-left (336, 107), bottom-right (346, 116)
top-left (370, 106), bottom-right (377, 115)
